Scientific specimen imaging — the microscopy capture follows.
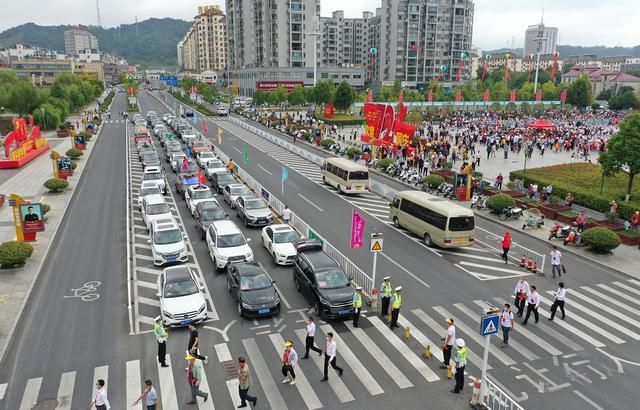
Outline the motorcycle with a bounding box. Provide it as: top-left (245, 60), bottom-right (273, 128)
top-left (470, 193), bottom-right (484, 209)
top-left (498, 206), bottom-right (524, 221)
top-left (549, 222), bottom-right (574, 241)
top-left (564, 228), bottom-right (582, 246)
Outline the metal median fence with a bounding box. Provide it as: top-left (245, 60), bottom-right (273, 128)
top-left (485, 377), bottom-right (525, 410)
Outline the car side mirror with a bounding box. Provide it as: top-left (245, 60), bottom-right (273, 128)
top-left (272, 280), bottom-right (276, 284)
top-left (183, 234), bottom-right (188, 239)
top-left (247, 238), bottom-right (252, 242)
top-left (156, 292), bottom-right (161, 297)
top-left (147, 239), bottom-right (152, 244)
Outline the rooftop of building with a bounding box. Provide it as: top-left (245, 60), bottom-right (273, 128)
top-left (563, 65), bottom-right (640, 82)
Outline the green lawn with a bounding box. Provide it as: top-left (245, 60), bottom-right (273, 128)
top-left (510, 163), bottom-right (640, 219)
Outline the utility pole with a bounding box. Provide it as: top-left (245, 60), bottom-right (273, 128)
top-left (96, 0), bottom-right (103, 28)
top-left (308, 15), bottom-right (322, 87)
top-left (135, 16), bottom-right (139, 37)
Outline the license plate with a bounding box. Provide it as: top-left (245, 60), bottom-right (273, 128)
top-left (339, 309), bottom-right (351, 315)
top-left (180, 319), bottom-right (191, 325)
top-left (167, 258), bottom-right (176, 263)
top-left (453, 237), bottom-right (466, 244)
top-left (355, 186), bottom-right (363, 190)
top-left (258, 308), bottom-right (270, 314)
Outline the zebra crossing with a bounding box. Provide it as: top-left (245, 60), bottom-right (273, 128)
top-left (103, 119), bottom-right (127, 124)
top-left (128, 135), bottom-right (218, 333)
top-left (5, 277), bottom-right (640, 408)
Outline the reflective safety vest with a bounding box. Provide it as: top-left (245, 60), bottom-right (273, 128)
top-left (381, 281), bottom-right (392, 298)
top-left (154, 322), bottom-right (167, 342)
top-left (353, 292), bottom-right (362, 308)
top-left (455, 347), bottom-right (468, 367)
top-left (391, 292), bottom-right (402, 309)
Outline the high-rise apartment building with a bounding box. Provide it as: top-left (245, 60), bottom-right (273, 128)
top-left (377, 0), bottom-right (474, 88)
top-left (524, 22), bottom-right (558, 56)
top-left (178, 5), bottom-right (227, 74)
top-left (64, 26), bottom-right (99, 55)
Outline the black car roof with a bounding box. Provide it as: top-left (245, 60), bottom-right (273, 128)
top-left (303, 251), bottom-right (340, 271)
top-left (232, 263), bottom-right (263, 276)
top-left (165, 266), bottom-right (192, 282)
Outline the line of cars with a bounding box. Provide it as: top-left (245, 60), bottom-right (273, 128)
top-left (139, 108), bottom-right (356, 321)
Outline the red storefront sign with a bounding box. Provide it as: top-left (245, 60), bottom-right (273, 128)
top-left (255, 81), bottom-right (304, 92)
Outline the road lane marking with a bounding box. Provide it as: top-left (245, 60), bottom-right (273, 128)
top-left (560, 290), bottom-right (640, 336)
top-left (612, 281), bottom-right (640, 297)
top-left (215, 343), bottom-right (240, 408)
top-left (19, 377), bottom-right (41, 410)
top-left (573, 390), bottom-right (604, 410)
top-left (233, 146), bottom-right (242, 154)
top-left (535, 297), bottom-right (610, 346)
top-left (93, 365), bottom-right (108, 395)
top-left (158, 355), bottom-right (179, 410)
top-left (0, 383), bottom-right (6, 400)
top-left (258, 262), bottom-right (291, 309)
top-left (380, 252), bottom-right (430, 288)
top-left (459, 261), bottom-right (525, 275)
top-left (269, 333), bottom-right (322, 410)
top-left (297, 193), bottom-right (324, 212)
top-left (294, 329), bottom-right (355, 403)
top-left (127, 360), bottom-right (142, 410)
top-left (345, 322), bottom-right (413, 389)
top-left (319, 324), bottom-right (384, 396)
top-left (593, 284), bottom-right (640, 311)
top-left (258, 164), bottom-right (273, 175)
top-left (397, 314), bottom-right (444, 363)
top-left (243, 338), bottom-right (289, 410)
top-left (56, 371), bottom-right (76, 410)
top-left (368, 315), bottom-right (440, 382)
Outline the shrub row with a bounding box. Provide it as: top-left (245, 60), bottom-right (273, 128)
top-left (0, 241), bottom-right (34, 269)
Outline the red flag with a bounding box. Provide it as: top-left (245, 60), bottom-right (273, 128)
top-left (509, 90), bottom-right (516, 102)
top-left (455, 53), bottom-right (467, 82)
top-left (560, 90), bottom-right (567, 103)
top-left (198, 168), bottom-right (206, 183)
top-left (483, 90), bottom-right (490, 102)
top-left (535, 90), bottom-right (542, 101)
top-left (203, 118), bottom-right (208, 133)
top-left (482, 55), bottom-right (490, 81)
top-left (455, 91), bottom-right (462, 102)
top-left (550, 51), bottom-right (560, 81)
top-left (427, 91), bottom-right (433, 102)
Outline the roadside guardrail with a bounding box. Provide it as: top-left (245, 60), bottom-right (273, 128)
top-left (484, 377), bottom-right (525, 410)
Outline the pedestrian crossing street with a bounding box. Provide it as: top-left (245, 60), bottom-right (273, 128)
top-left (4, 278), bottom-right (640, 408)
top-left (128, 137), bottom-right (218, 333)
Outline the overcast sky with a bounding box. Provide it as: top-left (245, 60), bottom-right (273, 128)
top-left (1, 0), bottom-right (638, 50)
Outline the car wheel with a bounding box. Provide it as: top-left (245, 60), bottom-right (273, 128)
top-left (424, 233), bottom-right (432, 247)
top-left (273, 252), bottom-right (279, 265)
top-left (393, 217), bottom-right (400, 228)
top-left (227, 278), bottom-right (231, 293)
top-left (243, 215), bottom-right (248, 227)
top-left (237, 302), bottom-right (243, 316)
top-left (338, 184), bottom-right (343, 194)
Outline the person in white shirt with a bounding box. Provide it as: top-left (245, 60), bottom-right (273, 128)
top-left (321, 332), bottom-right (343, 381)
top-left (439, 318), bottom-right (456, 370)
top-left (500, 304), bottom-right (515, 347)
top-left (282, 206), bottom-right (292, 225)
top-left (89, 379), bottom-right (110, 410)
top-left (549, 282), bottom-right (567, 321)
top-left (522, 285), bottom-right (540, 325)
top-left (301, 317), bottom-right (322, 359)
top-left (550, 246), bottom-right (563, 278)
top-left (513, 276), bottom-right (530, 317)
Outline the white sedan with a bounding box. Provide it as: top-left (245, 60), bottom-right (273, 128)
top-left (197, 151), bottom-right (216, 168)
top-left (261, 224), bottom-right (300, 265)
top-left (185, 184), bottom-right (217, 215)
top-left (157, 266), bottom-right (207, 327)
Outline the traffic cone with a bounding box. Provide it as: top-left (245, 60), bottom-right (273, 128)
top-left (471, 378), bottom-right (482, 404)
top-left (527, 257), bottom-right (533, 271)
top-left (447, 365), bottom-right (453, 379)
top-left (520, 255), bottom-right (526, 269)
top-left (424, 345), bottom-right (431, 360)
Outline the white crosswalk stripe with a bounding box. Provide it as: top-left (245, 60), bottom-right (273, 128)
top-left (612, 281), bottom-right (640, 297)
top-left (19, 377), bottom-right (41, 410)
top-left (533, 299), bottom-right (607, 347)
top-left (587, 285), bottom-right (640, 315)
top-left (127, 360), bottom-right (142, 409)
top-left (243, 338), bottom-right (289, 410)
top-left (56, 372), bottom-right (75, 410)
top-left (158, 355), bottom-right (179, 410)
top-left (214, 343), bottom-right (240, 408)
top-left (568, 290), bottom-right (640, 331)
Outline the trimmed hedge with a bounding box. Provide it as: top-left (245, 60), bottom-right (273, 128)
top-left (41, 204), bottom-right (51, 215)
top-left (71, 160), bottom-right (78, 170)
top-left (486, 193), bottom-right (516, 213)
top-left (66, 148), bottom-right (83, 159)
top-left (441, 161), bottom-right (453, 169)
top-left (0, 241), bottom-right (34, 269)
top-left (378, 158), bottom-right (395, 170)
top-left (510, 163), bottom-right (640, 219)
top-left (582, 227), bottom-right (621, 253)
top-left (320, 138), bottom-right (335, 148)
top-left (347, 147), bottom-right (362, 159)
top-left (424, 174), bottom-right (445, 189)
top-left (44, 178), bottom-right (69, 193)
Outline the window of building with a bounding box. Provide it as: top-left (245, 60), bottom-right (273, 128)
top-left (321, 72), bottom-right (329, 79)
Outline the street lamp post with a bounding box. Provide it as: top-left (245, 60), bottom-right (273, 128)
top-left (308, 32), bottom-right (322, 87)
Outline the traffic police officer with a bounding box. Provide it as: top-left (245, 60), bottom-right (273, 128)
top-left (389, 286), bottom-right (402, 329)
top-left (451, 338), bottom-right (467, 394)
top-left (380, 276), bottom-right (392, 317)
top-left (352, 286), bottom-right (363, 327)
top-left (154, 316), bottom-right (169, 367)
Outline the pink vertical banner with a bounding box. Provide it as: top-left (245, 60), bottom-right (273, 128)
top-left (350, 210), bottom-right (366, 249)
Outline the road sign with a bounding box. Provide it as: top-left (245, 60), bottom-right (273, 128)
top-left (370, 233), bottom-right (383, 252)
top-left (308, 229), bottom-right (323, 245)
top-left (480, 314), bottom-right (499, 336)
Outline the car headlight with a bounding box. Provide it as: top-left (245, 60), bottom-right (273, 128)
top-left (178, 247), bottom-right (187, 254)
top-left (241, 302), bottom-right (251, 309)
top-left (198, 304), bottom-right (206, 314)
top-left (245, 252), bottom-right (253, 259)
top-left (162, 310), bottom-right (173, 319)
top-left (319, 297), bottom-right (330, 307)
top-left (247, 215), bottom-right (257, 221)
top-left (217, 254), bottom-right (227, 261)
top-left (274, 296), bottom-right (281, 305)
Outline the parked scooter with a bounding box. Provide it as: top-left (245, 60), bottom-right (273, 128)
top-left (470, 193), bottom-right (484, 209)
top-left (564, 228), bottom-right (582, 246)
top-left (548, 222), bottom-right (574, 241)
top-left (498, 206), bottom-right (524, 221)
top-left (522, 209), bottom-right (545, 230)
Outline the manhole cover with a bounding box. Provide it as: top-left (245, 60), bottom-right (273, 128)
top-left (222, 360), bottom-right (239, 381)
top-left (33, 399), bottom-right (59, 409)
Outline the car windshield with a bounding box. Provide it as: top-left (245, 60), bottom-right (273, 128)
top-left (274, 231), bottom-right (300, 243)
top-left (218, 175), bottom-right (234, 184)
top-left (315, 269), bottom-right (350, 289)
top-left (154, 229), bottom-right (183, 245)
top-left (164, 278), bottom-right (198, 298)
top-left (143, 172), bottom-right (163, 181)
top-left (217, 233), bottom-right (246, 248)
top-left (245, 199), bottom-right (267, 210)
top-left (168, 145), bottom-right (182, 151)
top-left (140, 186), bottom-right (161, 196)
top-left (240, 273), bottom-right (272, 291)
top-left (147, 203), bottom-right (171, 215)
top-left (207, 161), bottom-right (224, 168)
top-left (192, 190), bottom-right (213, 199)
top-left (200, 153), bottom-right (214, 159)
top-left (201, 208), bottom-right (225, 221)
top-left (231, 187), bottom-right (249, 196)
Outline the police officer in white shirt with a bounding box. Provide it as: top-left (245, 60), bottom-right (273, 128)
top-left (301, 317), bottom-right (322, 359)
top-left (522, 285), bottom-right (540, 325)
top-left (549, 282), bottom-right (567, 321)
top-left (550, 246), bottom-right (563, 278)
top-left (514, 276), bottom-right (530, 317)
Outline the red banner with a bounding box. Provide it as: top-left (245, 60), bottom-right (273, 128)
top-left (350, 210), bottom-right (365, 249)
top-left (560, 90), bottom-right (567, 103)
top-left (535, 90), bottom-right (542, 101)
top-left (427, 91), bottom-right (433, 102)
top-left (455, 91), bottom-right (462, 102)
top-left (394, 121), bottom-right (416, 147)
top-left (509, 90), bottom-right (516, 102)
top-left (202, 117), bottom-right (208, 133)
top-left (550, 51), bottom-right (560, 81)
top-left (363, 103), bottom-right (384, 143)
top-left (324, 103), bottom-right (335, 119)
top-left (255, 81), bottom-right (304, 92)
top-left (483, 90), bottom-right (490, 102)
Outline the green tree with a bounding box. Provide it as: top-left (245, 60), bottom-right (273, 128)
top-left (8, 81), bottom-right (41, 115)
top-left (252, 90), bottom-right (267, 106)
top-left (541, 81), bottom-right (558, 100)
top-left (461, 82), bottom-right (480, 101)
top-left (287, 86), bottom-right (307, 106)
top-left (311, 80), bottom-right (335, 104)
top-left (596, 87), bottom-right (613, 101)
top-left (517, 82), bottom-right (534, 101)
top-left (490, 81), bottom-right (509, 101)
top-left (609, 91), bottom-right (640, 110)
top-left (598, 113), bottom-right (640, 200)
top-left (271, 86), bottom-right (289, 105)
top-left (567, 74), bottom-right (593, 108)
top-left (333, 81), bottom-right (355, 111)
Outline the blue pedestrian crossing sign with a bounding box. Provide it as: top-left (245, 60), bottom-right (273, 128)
top-left (480, 314), bottom-right (500, 336)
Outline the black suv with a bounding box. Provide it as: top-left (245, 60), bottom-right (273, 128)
top-left (293, 240), bottom-right (354, 319)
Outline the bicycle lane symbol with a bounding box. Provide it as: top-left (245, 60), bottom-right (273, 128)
top-left (63, 281), bottom-right (101, 302)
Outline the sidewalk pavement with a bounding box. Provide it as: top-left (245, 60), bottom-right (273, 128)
top-left (237, 114), bottom-right (639, 280)
top-left (0, 109), bottom-right (108, 364)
